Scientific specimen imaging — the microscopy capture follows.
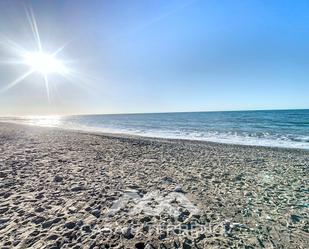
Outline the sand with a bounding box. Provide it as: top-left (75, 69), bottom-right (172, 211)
top-left (0, 122), bottom-right (308, 249)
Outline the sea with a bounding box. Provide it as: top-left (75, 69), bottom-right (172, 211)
top-left (1, 109), bottom-right (309, 149)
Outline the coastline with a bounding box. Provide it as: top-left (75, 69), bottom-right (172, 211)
top-left (0, 122), bottom-right (308, 248)
top-left (1, 121), bottom-right (308, 152)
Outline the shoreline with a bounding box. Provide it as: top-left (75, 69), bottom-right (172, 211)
top-left (0, 122), bottom-right (308, 248)
top-left (1, 121), bottom-right (308, 153)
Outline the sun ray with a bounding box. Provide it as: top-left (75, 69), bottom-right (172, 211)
top-left (0, 35), bottom-right (29, 56)
top-left (1, 69), bottom-right (34, 92)
top-left (0, 7), bottom-right (88, 102)
top-left (59, 70), bottom-right (95, 94)
top-left (0, 59), bottom-right (26, 65)
top-left (51, 41), bottom-right (71, 56)
top-left (24, 6), bottom-right (42, 52)
top-left (49, 78), bottom-right (60, 100)
top-left (43, 74), bottom-right (50, 102)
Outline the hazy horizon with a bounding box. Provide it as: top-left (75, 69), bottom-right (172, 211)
top-left (1, 107), bottom-right (309, 118)
top-left (1, 0), bottom-right (309, 115)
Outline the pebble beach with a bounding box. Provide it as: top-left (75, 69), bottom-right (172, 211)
top-left (0, 123), bottom-right (308, 248)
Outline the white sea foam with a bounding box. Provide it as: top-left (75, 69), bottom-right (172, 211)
top-left (1, 111), bottom-right (309, 150)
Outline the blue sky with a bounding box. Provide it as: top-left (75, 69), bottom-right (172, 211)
top-left (0, 0), bottom-right (308, 115)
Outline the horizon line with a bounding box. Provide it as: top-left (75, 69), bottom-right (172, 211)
top-left (1, 107), bottom-right (308, 117)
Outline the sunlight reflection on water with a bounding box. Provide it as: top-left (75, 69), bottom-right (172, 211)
top-left (27, 115), bottom-right (62, 127)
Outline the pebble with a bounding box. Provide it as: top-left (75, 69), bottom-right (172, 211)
top-left (71, 185), bottom-right (84, 192)
top-left (0, 123), bottom-right (307, 248)
top-left (68, 207), bottom-right (77, 213)
top-left (64, 221), bottom-right (76, 229)
top-left (290, 214), bottom-right (301, 223)
top-left (32, 216), bottom-right (45, 224)
top-left (91, 209), bottom-right (101, 218)
top-left (42, 217), bottom-right (61, 228)
top-left (223, 219), bottom-right (231, 235)
top-left (82, 225), bottom-right (92, 233)
top-left (47, 234), bottom-right (59, 240)
top-left (135, 242), bottom-right (145, 249)
top-left (0, 207), bottom-right (9, 214)
top-left (76, 220), bottom-right (83, 227)
top-left (53, 175), bottom-right (63, 182)
top-left (0, 218), bottom-right (10, 224)
top-left (174, 185), bottom-right (185, 193)
top-left (35, 207), bottom-right (45, 212)
top-left (121, 227), bottom-right (135, 239)
top-left (145, 244), bottom-right (155, 249)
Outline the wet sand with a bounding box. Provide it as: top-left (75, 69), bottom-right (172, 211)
top-left (0, 122), bottom-right (308, 248)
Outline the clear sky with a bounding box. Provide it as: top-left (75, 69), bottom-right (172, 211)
top-left (0, 0), bottom-right (308, 115)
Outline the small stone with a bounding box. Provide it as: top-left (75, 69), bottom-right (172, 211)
top-left (174, 185), bottom-right (185, 193)
top-left (122, 227), bottom-right (135, 239)
top-left (47, 234), bottom-right (59, 240)
top-left (162, 176), bottom-right (175, 183)
top-left (63, 230), bottom-right (75, 240)
top-left (135, 242), bottom-right (145, 249)
top-left (76, 220), bottom-right (83, 227)
top-left (42, 217), bottom-right (61, 228)
top-left (0, 172), bottom-right (8, 178)
top-left (178, 209), bottom-right (190, 222)
top-left (32, 216), bottom-right (45, 224)
top-left (223, 220), bottom-right (231, 235)
top-left (35, 192), bottom-right (44, 199)
top-left (290, 214), bottom-right (301, 223)
top-left (64, 221), bottom-right (76, 229)
top-left (68, 207), bottom-right (77, 213)
top-left (35, 207), bottom-right (44, 212)
top-left (140, 216), bottom-right (151, 223)
top-left (82, 225), bottom-right (92, 233)
top-left (145, 244), bottom-right (155, 249)
top-left (158, 231), bottom-right (167, 240)
top-left (0, 207), bottom-right (9, 214)
top-left (3, 192), bottom-right (11, 198)
top-left (85, 206), bottom-right (92, 212)
top-left (29, 230), bottom-right (40, 237)
top-left (0, 218), bottom-right (10, 224)
top-left (3, 241), bottom-right (11, 246)
top-left (13, 240), bottom-right (21, 246)
top-left (183, 238), bottom-right (193, 249)
top-left (91, 209), bottom-right (101, 218)
top-left (71, 185), bottom-right (84, 192)
top-left (53, 175), bottom-right (63, 182)
top-left (234, 173), bottom-right (245, 181)
top-left (101, 228), bottom-right (112, 234)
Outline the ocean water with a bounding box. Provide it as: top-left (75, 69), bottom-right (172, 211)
top-left (1, 109), bottom-right (309, 149)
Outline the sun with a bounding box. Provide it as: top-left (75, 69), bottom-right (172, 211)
top-left (1, 7), bottom-right (93, 102)
top-left (0, 6), bottom-right (78, 102)
top-left (23, 52), bottom-right (67, 75)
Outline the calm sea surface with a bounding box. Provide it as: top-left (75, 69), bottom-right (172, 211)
top-left (2, 109), bottom-right (309, 149)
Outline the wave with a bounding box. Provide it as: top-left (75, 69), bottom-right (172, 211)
top-left (1, 110), bottom-right (309, 150)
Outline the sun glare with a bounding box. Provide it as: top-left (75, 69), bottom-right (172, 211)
top-left (0, 7), bottom-right (79, 102)
top-left (28, 115), bottom-right (62, 127)
top-left (24, 52), bottom-right (67, 74)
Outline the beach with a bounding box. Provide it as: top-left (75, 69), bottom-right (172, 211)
top-left (0, 122), bottom-right (308, 248)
